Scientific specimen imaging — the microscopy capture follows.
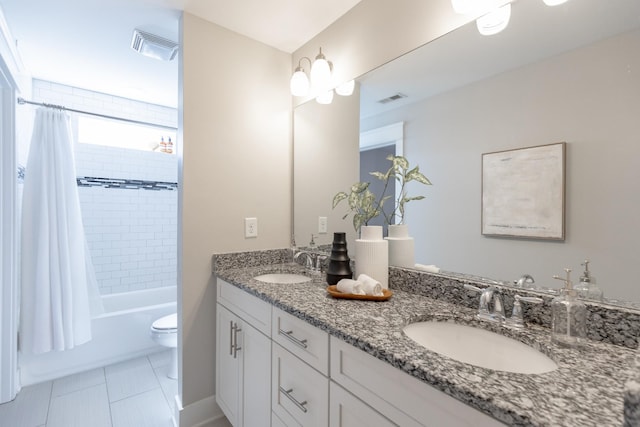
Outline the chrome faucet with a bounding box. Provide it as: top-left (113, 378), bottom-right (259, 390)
top-left (514, 274), bottom-right (535, 288)
top-left (293, 250), bottom-right (326, 274)
top-left (464, 284), bottom-right (505, 323)
top-left (293, 250), bottom-right (314, 270)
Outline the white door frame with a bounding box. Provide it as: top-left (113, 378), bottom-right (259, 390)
top-left (0, 9), bottom-right (25, 403)
top-left (360, 122), bottom-right (404, 224)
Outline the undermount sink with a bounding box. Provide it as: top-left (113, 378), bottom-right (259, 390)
top-left (253, 273), bottom-right (312, 284)
top-left (403, 321), bottom-right (557, 374)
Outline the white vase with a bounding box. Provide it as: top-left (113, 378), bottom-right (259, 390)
top-left (355, 225), bottom-right (389, 289)
top-left (385, 224), bottom-right (415, 268)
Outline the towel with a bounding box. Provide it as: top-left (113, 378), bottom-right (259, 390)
top-left (357, 274), bottom-right (384, 296)
top-left (337, 279), bottom-right (365, 295)
top-left (414, 264), bottom-right (441, 273)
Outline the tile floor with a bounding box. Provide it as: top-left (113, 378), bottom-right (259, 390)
top-left (0, 350), bottom-right (177, 427)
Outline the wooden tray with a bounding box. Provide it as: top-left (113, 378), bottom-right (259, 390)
top-left (326, 285), bottom-right (392, 301)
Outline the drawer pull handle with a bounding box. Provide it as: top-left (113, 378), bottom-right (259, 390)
top-left (278, 328), bottom-right (308, 349)
top-left (231, 323), bottom-right (242, 359)
top-left (279, 386), bottom-right (308, 413)
top-left (229, 321), bottom-right (234, 355)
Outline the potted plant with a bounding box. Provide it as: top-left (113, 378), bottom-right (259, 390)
top-left (333, 155), bottom-right (431, 280)
top-left (332, 155), bottom-right (431, 231)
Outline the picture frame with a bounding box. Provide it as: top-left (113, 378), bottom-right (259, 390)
top-left (481, 142), bottom-right (566, 240)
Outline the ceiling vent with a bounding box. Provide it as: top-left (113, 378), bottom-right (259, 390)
top-left (131, 29), bottom-right (178, 61)
top-left (377, 93), bottom-right (407, 104)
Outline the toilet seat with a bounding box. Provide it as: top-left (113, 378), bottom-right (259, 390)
top-left (151, 313), bottom-right (177, 333)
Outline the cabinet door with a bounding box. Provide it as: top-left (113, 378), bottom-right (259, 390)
top-left (329, 382), bottom-right (396, 427)
top-left (272, 343), bottom-right (329, 427)
top-left (241, 321), bottom-right (271, 427)
top-left (216, 304), bottom-right (241, 426)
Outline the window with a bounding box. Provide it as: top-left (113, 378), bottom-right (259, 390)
top-left (77, 115), bottom-right (177, 153)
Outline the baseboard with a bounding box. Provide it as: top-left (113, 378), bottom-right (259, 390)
top-left (178, 394), bottom-right (227, 427)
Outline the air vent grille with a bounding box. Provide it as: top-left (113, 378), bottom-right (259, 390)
top-left (131, 29), bottom-right (178, 61)
top-left (377, 93), bottom-right (408, 104)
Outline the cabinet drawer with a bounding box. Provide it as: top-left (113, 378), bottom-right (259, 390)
top-left (272, 343), bottom-right (329, 427)
top-left (217, 279), bottom-right (271, 335)
top-left (329, 381), bottom-right (396, 427)
top-left (272, 308), bottom-right (329, 375)
top-left (330, 337), bottom-right (504, 427)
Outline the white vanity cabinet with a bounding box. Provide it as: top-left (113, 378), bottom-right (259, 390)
top-left (330, 337), bottom-right (504, 427)
top-left (216, 278), bottom-right (505, 427)
top-left (216, 280), bottom-right (272, 427)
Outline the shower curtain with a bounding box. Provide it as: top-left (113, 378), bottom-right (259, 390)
top-left (21, 107), bottom-right (101, 354)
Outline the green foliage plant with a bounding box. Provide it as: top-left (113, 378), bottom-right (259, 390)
top-left (333, 155), bottom-right (431, 232)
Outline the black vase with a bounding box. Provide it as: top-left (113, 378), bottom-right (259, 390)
top-left (326, 232), bottom-right (353, 285)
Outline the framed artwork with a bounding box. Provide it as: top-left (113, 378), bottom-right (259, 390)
top-left (481, 142), bottom-right (566, 240)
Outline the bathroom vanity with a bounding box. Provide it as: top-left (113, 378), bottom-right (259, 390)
top-left (213, 250), bottom-right (637, 426)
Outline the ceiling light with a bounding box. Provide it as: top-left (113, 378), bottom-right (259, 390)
top-left (130, 29), bottom-right (178, 61)
top-left (335, 80), bottom-right (355, 96)
top-left (476, 4), bottom-right (512, 36)
top-left (543, 0), bottom-right (569, 5)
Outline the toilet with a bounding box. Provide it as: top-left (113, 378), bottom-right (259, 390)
top-left (150, 313), bottom-right (178, 379)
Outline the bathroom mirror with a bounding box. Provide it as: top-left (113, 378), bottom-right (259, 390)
top-left (293, 0), bottom-right (640, 305)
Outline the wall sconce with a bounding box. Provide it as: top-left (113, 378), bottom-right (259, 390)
top-left (290, 47), bottom-right (354, 104)
top-left (452, 0), bottom-right (570, 36)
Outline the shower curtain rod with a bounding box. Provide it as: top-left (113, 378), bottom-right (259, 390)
top-left (16, 97), bottom-right (177, 131)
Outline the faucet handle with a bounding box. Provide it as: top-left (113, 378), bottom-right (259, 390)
top-left (506, 294), bottom-right (543, 329)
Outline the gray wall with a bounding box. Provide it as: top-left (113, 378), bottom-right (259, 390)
top-left (361, 29), bottom-right (640, 301)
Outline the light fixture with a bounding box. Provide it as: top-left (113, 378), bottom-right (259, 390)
top-left (316, 89), bottom-right (334, 105)
top-left (290, 57), bottom-right (311, 97)
top-left (476, 3), bottom-right (512, 36)
top-left (130, 29), bottom-right (178, 61)
top-left (543, 0), bottom-right (569, 6)
top-left (290, 47), bottom-right (354, 104)
top-left (335, 80), bottom-right (355, 96)
top-left (310, 48), bottom-right (332, 92)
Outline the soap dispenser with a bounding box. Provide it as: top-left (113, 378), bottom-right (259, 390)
top-left (551, 268), bottom-right (587, 347)
top-left (575, 259), bottom-right (603, 302)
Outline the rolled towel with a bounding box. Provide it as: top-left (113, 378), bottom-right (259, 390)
top-left (414, 264), bottom-right (441, 273)
top-left (357, 274), bottom-right (384, 296)
top-left (337, 279), bottom-right (365, 295)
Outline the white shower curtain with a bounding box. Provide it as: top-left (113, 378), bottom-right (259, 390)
top-left (21, 107), bottom-right (98, 354)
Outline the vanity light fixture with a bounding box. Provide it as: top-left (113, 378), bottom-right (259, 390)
top-left (290, 47), bottom-right (354, 103)
top-left (476, 3), bottom-right (512, 36)
top-left (543, 0), bottom-right (569, 5)
top-left (290, 57), bottom-right (312, 97)
top-left (316, 89), bottom-right (335, 105)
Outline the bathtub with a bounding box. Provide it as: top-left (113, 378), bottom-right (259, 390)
top-left (19, 286), bottom-right (177, 386)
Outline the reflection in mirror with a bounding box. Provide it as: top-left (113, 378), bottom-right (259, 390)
top-left (294, 0), bottom-right (640, 304)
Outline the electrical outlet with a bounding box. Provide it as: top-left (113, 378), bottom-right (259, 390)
top-left (318, 216), bottom-right (328, 234)
top-left (245, 217), bottom-right (258, 238)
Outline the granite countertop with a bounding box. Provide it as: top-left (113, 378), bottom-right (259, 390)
top-left (215, 262), bottom-right (636, 427)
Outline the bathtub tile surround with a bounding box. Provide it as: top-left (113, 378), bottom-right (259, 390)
top-left (0, 351), bottom-right (175, 427)
top-left (213, 249), bottom-right (639, 426)
top-left (27, 79), bottom-right (179, 296)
